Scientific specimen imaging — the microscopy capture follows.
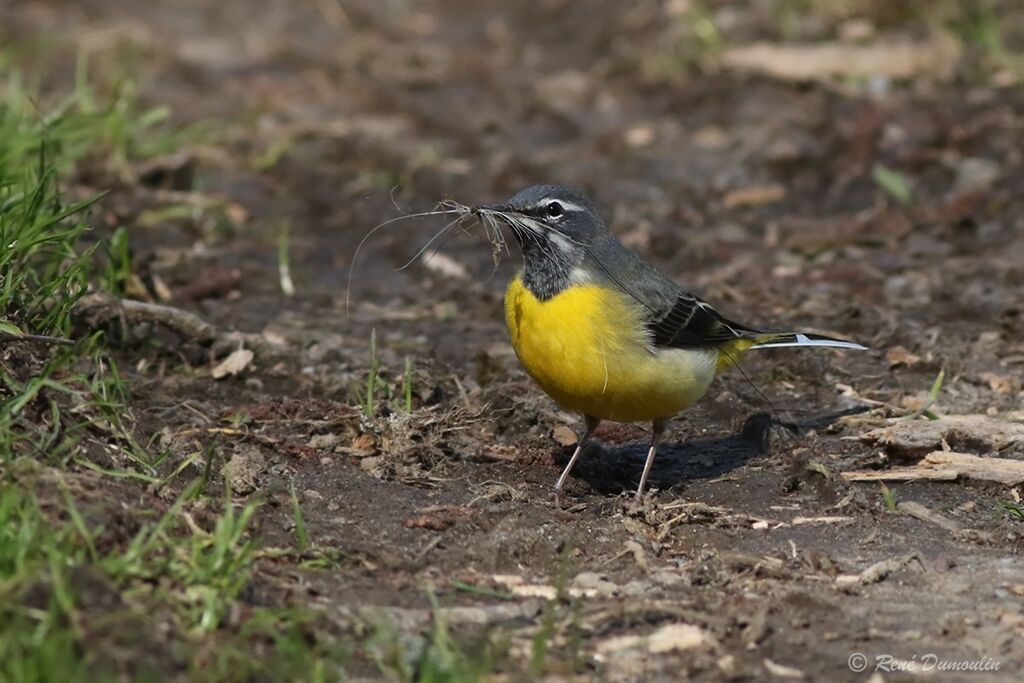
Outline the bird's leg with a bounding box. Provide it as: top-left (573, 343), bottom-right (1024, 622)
top-left (553, 414), bottom-right (601, 499)
top-left (636, 417), bottom-right (669, 501)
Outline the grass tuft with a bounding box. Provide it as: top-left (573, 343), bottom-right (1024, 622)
top-left (0, 63), bottom-right (346, 680)
top-left (880, 482), bottom-right (898, 512)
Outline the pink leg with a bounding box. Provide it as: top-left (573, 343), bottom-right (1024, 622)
top-left (635, 417), bottom-right (669, 501)
top-left (553, 415), bottom-right (601, 494)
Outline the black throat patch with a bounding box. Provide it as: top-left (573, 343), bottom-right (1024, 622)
top-left (520, 237), bottom-right (573, 301)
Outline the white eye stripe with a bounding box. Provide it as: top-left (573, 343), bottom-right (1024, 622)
top-left (538, 198), bottom-right (585, 213)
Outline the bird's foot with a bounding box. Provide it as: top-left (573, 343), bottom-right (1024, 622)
top-left (551, 486), bottom-right (565, 508)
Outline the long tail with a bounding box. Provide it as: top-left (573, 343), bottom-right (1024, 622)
top-left (750, 331), bottom-right (867, 351)
top-left (716, 331), bottom-right (865, 372)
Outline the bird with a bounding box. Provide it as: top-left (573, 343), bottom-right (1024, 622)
top-left (474, 184), bottom-right (866, 501)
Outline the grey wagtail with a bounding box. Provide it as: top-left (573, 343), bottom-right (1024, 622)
top-left (474, 184), bottom-right (866, 501)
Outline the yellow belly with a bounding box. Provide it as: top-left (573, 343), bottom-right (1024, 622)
top-left (504, 274), bottom-right (717, 423)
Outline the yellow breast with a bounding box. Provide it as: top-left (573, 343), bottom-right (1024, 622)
top-left (504, 274), bottom-right (717, 423)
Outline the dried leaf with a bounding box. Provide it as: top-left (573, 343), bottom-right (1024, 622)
top-left (403, 515), bottom-right (454, 531)
top-left (212, 348), bottom-right (254, 379)
top-left (552, 425), bottom-right (578, 447)
top-left (344, 433), bottom-right (377, 456)
top-left (885, 345), bottom-right (921, 368)
top-left (980, 372), bottom-right (1015, 396)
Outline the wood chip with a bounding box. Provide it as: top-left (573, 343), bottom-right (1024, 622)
top-left (593, 623), bottom-right (717, 662)
top-left (924, 451), bottom-right (1024, 485)
top-left (647, 624), bottom-right (714, 654)
top-left (841, 467), bottom-right (959, 483)
top-left (722, 184), bottom-right (785, 209)
top-left (764, 659), bottom-right (806, 679)
top-left (490, 575), bottom-right (558, 599)
top-left (790, 516), bottom-right (853, 526)
top-left (836, 553), bottom-right (920, 587)
top-left (861, 415), bottom-right (1024, 455)
top-left (843, 448), bottom-right (1024, 485)
top-left (722, 34), bottom-right (960, 82)
top-left (595, 634), bottom-right (644, 658)
top-left (570, 572), bottom-right (619, 598)
top-left (403, 515), bottom-right (454, 531)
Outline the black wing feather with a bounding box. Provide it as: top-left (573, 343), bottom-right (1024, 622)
top-left (584, 233), bottom-right (759, 350)
top-left (646, 295), bottom-right (754, 348)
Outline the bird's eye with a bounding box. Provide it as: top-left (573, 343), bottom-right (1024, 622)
top-left (545, 202), bottom-right (564, 218)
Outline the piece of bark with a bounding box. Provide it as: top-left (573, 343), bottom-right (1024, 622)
top-left (841, 468), bottom-right (959, 482)
top-left (722, 34), bottom-right (960, 82)
top-left (861, 416), bottom-right (1024, 456)
top-left (842, 451), bottom-right (1024, 485)
top-left (923, 451), bottom-right (1024, 485)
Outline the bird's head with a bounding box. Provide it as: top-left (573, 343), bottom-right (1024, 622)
top-left (476, 184), bottom-right (605, 254)
top-left (475, 184), bottom-right (607, 299)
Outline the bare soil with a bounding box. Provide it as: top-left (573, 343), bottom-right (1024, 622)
top-left (5, 1), bottom-right (1024, 681)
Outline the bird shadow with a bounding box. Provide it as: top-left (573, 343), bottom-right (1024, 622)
top-left (561, 408), bottom-right (865, 496)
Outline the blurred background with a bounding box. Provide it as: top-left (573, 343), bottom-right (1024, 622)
top-left (2, 1), bottom-right (1023, 680)
top-left (4, 1), bottom-right (1022, 369)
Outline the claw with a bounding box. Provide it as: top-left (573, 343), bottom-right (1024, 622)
top-left (551, 487), bottom-right (565, 508)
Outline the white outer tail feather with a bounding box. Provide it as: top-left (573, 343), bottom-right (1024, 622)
top-left (753, 333), bottom-right (867, 351)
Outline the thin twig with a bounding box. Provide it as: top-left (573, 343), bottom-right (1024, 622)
top-left (0, 332), bottom-right (74, 346)
top-left (76, 292), bottom-right (216, 343)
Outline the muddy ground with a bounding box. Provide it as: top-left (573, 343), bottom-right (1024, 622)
top-left (5, 0), bottom-right (1024, 681)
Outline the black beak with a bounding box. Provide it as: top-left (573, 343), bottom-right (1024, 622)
top-left (473, 203), bottom-right (511, 215)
